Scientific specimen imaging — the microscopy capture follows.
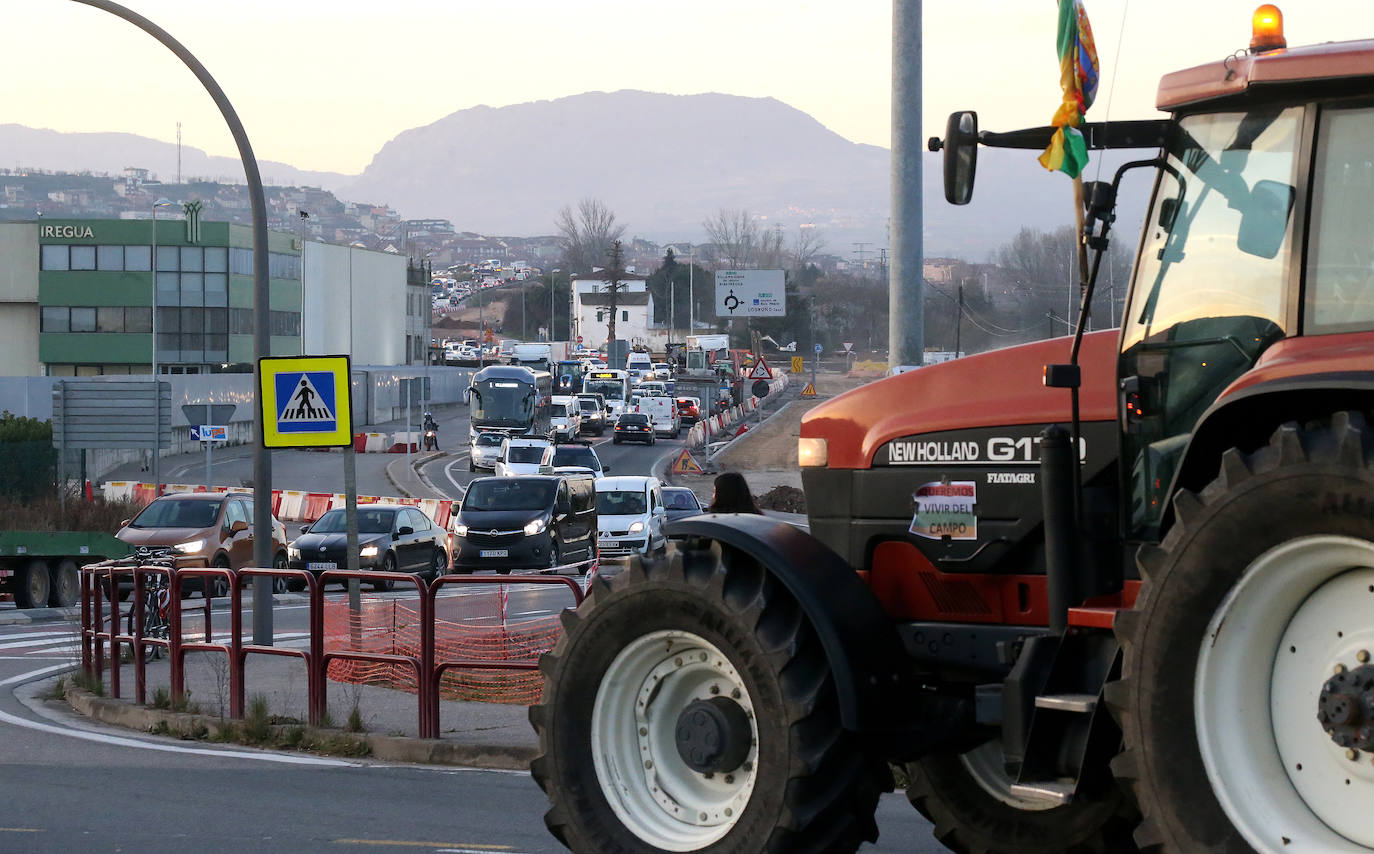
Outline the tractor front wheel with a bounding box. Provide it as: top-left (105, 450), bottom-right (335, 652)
top-left (530, 541), bottom-right (887, 853)
top-left (1111, 414), bottom-right (1374, 852)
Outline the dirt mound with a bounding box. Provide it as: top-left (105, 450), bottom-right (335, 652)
top-left (756, 485), bottom-right (806, 514)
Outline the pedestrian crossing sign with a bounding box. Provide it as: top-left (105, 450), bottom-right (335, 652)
top-left (259, 355), bottom-right (352, 448)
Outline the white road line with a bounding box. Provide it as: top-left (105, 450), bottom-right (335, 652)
top-left (0, 664), bottom-right (356, 766)
top-left (514, 610), bottom-right (551, 616)
top-left (0, 630), bottom-right (78, 642)
top-left (443, 459), bottom-right (471, 497)
top-left (0, 636), bottom-right (79, 651)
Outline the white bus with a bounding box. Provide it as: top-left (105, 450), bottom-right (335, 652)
top-left (583, 370), bottom-right (631, 420)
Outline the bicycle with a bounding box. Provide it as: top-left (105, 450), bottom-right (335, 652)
top-left (113, 548), bottom-right (176, 662)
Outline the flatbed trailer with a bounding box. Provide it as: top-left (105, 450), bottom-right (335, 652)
top-left (0, 530), bottom-right (133, 609)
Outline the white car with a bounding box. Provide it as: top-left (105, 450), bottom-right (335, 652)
top-left (652, 362), bottom-right (672, 379)
top-left (595, 476), bottom-right (667, 559)
top-left (637, 395), bottom-right (680, 438)
top-left (468, 431), bottom-right (505, 472)
top-left (495, 438), bottom-right (554, 477)
top-left (549, 395), bottom-right (582, 444)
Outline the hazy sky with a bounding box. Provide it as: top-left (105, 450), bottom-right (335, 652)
top-left (6, 1), bottom-right (1366, 176)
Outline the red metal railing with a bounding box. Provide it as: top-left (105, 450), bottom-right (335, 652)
top-left (80, 562), bottom-right (587, 739)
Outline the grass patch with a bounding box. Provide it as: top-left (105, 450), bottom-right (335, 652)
top-left (170, 690), bottom-right (199, 715)
top-left (346, 704), bottom-right (366, 733)
top-left (150, 686), bottom-right (171, 709)
top-left (240, 694), bottom-right (272, 744)
top-left (71, 670), bottom-right (104, 696)
top-left (43, 676), bottom-right (68, 701)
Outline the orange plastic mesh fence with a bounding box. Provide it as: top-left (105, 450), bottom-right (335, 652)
top-left (321, 594), bottom-right (559, 705)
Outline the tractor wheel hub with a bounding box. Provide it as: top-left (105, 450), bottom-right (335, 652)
top-left (675, 697), bottom-right (751, 774)
top-left (1318, 664), bottom-right (1374, 751)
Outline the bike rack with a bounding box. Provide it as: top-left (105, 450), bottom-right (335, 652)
top-left (234, 567), bottom-right (322, 724)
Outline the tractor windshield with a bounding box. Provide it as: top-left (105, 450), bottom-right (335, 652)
top-left (1119, 106), bottom-right (1300, 539)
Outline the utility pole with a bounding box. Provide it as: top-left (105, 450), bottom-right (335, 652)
top-left (955, 280), bottom-right (963, 357)
top-left (298, 209), bottom-right (309, 353)
top-left (889, 0), bottom-right (924, 367)
top-left (606, 240), bottom-right (625, 344)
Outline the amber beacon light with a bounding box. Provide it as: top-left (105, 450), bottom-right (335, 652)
top-left (1250, 4), bottom-right (1286, 53)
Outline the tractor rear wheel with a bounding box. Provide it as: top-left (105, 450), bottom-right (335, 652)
top-left (1110, 414), bottom-right (1374, 852)
top-left (530, 541), bottom-right (887, 853)
top-left (904, 739), bottom-right (1137, 854)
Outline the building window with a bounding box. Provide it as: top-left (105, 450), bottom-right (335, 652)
top-left (125, 245), bottom-right (152, 271)
top-left (156, 246), bottom-right (180, 272)
top-left (230, 308), bottom-right (253, 334)
top-left (180, 246), bottom-right (203, 272)
top-left (97, 306), bottom-right (124, 333)
top-left (97, 245), bottom-right (124, 271)
top-left (70, 245), bottom-right (96, 271)
top-left (204, 247), bottom-right (227, 273)
top-left (230, 248), bottom-right (252, 275)
top-left (40, 245), bottom-right (69, 271)
top-left (622, 310), bottom-right (629, 322)
top-left (180, 273), bottom-right (204, 307)
top-left (41, 307), bottom-right (69, 332)
top-left (157, 307), bottom-right (180, 334)
top-left (204, 273), bottom-right (228, 304)
top-left (126, 307), bottom-right (152, 333)
top-left (70, 307), bottom-right (96, 332)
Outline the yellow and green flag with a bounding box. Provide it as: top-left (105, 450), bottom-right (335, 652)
top-left (1038, 0), bottom-right (1100, 178)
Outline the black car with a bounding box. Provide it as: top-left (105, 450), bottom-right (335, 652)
top-left (613, 412), bottom-right (655, 445)
top-left (550, 444), bottom-right (608, 476)
top-left (661, 487), bottom-right (704, 525)
top-left (453, 475), bottom-right (597, 574)
top-left (287, 504), bottom-right (449, 591)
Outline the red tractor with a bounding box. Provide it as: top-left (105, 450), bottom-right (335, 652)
top-left (533, 9), bottom-right (1374, 853)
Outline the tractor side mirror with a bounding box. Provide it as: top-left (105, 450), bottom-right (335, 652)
top-left (1237, 179), bottom-right (1295, 260)
top-left (1158, 197), bottom-right (1182, 232)
top-left (940, 111), bottom-right (979, 206)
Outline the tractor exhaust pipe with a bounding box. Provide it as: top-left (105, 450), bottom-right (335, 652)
top-left (1040, 424), bottom-right (1078, 634)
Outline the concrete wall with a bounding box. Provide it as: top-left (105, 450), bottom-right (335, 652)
top-left (302, 242), bottom-right (407, 365)
top-left (0, 226), bottom-right (40, 376)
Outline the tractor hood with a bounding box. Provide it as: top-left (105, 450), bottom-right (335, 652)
top-left (801, 331), bottom-right (1120, 469)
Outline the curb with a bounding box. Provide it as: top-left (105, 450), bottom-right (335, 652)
top-left (385, 451), bottom-right (449, 501)
top-left (63, 684), bottom-right (535, 770)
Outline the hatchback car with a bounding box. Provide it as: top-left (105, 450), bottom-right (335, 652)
top-left (287, 504), bottom-right (449, 591)
top-left (469, 431), bottom-right (505, 472)
top-left (550, 444), bottom-right (607, 476)
top-left (613, 412), bottom-right (655, 445)
top-left (595, 476), bottom-right (667, 559)
top-left (661, 487), bottom-right (704, 524)
top-left (115, 492), bottom-right (289, 597)
top-left (676, 397), bottom-right (701, 424)
top-left (495, 438), bottom-right (555, 476)
top-left (452, 475), bottom-right (597, 573)
top-left (575, 395), bottom-right (606, 436)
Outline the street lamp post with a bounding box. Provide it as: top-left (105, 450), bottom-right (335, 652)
top-left (148, 197), bottom-right (172, 495)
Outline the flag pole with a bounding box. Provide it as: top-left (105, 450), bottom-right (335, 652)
top-left (1073, 175), bottom-right (1089, 332)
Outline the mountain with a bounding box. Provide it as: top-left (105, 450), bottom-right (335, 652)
top-left (0, 124), bottom-right (351, 191)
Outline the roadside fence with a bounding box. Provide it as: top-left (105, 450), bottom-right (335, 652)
top-left (79, 561), bottom-right (589, 738)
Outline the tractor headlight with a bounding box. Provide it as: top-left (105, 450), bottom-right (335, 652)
top-left (359, 544), bottom-right (379, 559)
top-left (798, 437), bottom-right (828, 468)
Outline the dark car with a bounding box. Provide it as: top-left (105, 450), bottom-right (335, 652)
top-left (452, 475), bottom-right (597, 574)
top-left (287, 504), bottom-right (449, 591)
top-left (661, 487), bottom-right (704, 525)
top-left (550, 443), bottom-right (608, 476)
top-left (613, 412), bottom-right (655, 445)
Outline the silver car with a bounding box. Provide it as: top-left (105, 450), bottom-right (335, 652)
top-left (468, 431), bottom-right (505, 472)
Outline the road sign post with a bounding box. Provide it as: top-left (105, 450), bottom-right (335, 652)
top-left (260, 355), bottom-right (357, 630)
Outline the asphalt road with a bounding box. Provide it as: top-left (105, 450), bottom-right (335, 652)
top-left (0, 614), bottom-right (944, 854)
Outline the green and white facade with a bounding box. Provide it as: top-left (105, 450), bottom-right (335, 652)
top-left (0, 218), bottom-right (415, 377)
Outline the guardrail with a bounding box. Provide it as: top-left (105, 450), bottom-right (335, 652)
top-left (80, 561), bottom-right (588, 739)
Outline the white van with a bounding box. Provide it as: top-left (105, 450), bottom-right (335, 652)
top-left (595, 476), bottom-right (667, 559)
top-left (626, 351), bottom-right (653, 377)
top-left (495, 438), bottom-right (555, 477)
top-left (549, 395), bottom-right (582, 444)
top-left (637, 396), bottom-right (680, 438)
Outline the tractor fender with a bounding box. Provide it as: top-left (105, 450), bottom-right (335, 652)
top-left (1170, 371), bottom-right (1374, 503)
top-left (665, 513), bottom-right (917, 735)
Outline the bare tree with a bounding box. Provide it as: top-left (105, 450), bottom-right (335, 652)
top-left (556, 198), bottom-right (626, 274)
top-left (701, 208), bottom-right (759, 269)
top-left (756, 223), bottom-right (788, 271)
top-left (603, 240), bottom-right (627, 343)
top-left (793, 225), bottom-right (826, 270)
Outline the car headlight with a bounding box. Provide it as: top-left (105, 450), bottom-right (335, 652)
top-left (524, 518), bottom-right (547, 536)
top-left (798, 437), bottom-right (829, 468)
top-left (173, 539), bottom-right (205, 554)
top-left (287, 546), bottom-right (300, 559)
top-left (359, 544), bottom-right (379, 558)
top-left (454, 524), bottom-right (468, 537)
top-left (628, 521), bottom-right (645, 534)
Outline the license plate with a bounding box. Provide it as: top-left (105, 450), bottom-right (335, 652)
top-left (307, 561), bottom-right (336, 571)
top-left (479, 549), bottom-right (509, 558)
top-left (599, 541), bottom-right (619, 549)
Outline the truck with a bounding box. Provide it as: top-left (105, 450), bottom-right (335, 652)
top-left (531, 10), bottom-right (1374, 853)
top-left (1, 530), bottom-right (132, 608)
top-left (510, 343), bottom-right (553, 371)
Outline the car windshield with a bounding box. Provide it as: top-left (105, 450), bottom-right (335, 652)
top-left (552, 446), bottom-right (598, 470)
top-left (578, 400), bottom-right (599, 412)
top-left (620, 415), bottom-right (648, 425)
top-left (584, 380), bottom-right (623, 400)
top-left (551, 404), bottom-right (569, 417)
top-left (508, 446), bottom-right (546, 464)
top-left (474, 433), bottom-right (504, 447)
top-left (470, 379), bottom-right (534, 426)
top-left (597, 490), bottom-right (647, 515)
top-left (663, 490), bottom-right (700, 511)
top-left (131, 497), bottom-right (222, 529)
top-left (464, 479), bottom-right (556, 511)
top-left (310, 508), bottom-right (395, 534)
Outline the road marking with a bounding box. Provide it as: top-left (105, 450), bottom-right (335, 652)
top-left (443, 459), bottom-right (471, 498)
top-left (334, 841), bottom-right (514, 851)
top-left (0, 827), bottom-right (43, 833)
top-left (513, 610), bottom-right (550, 617)
top-left (0, 664), bottom-right (357, 766)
